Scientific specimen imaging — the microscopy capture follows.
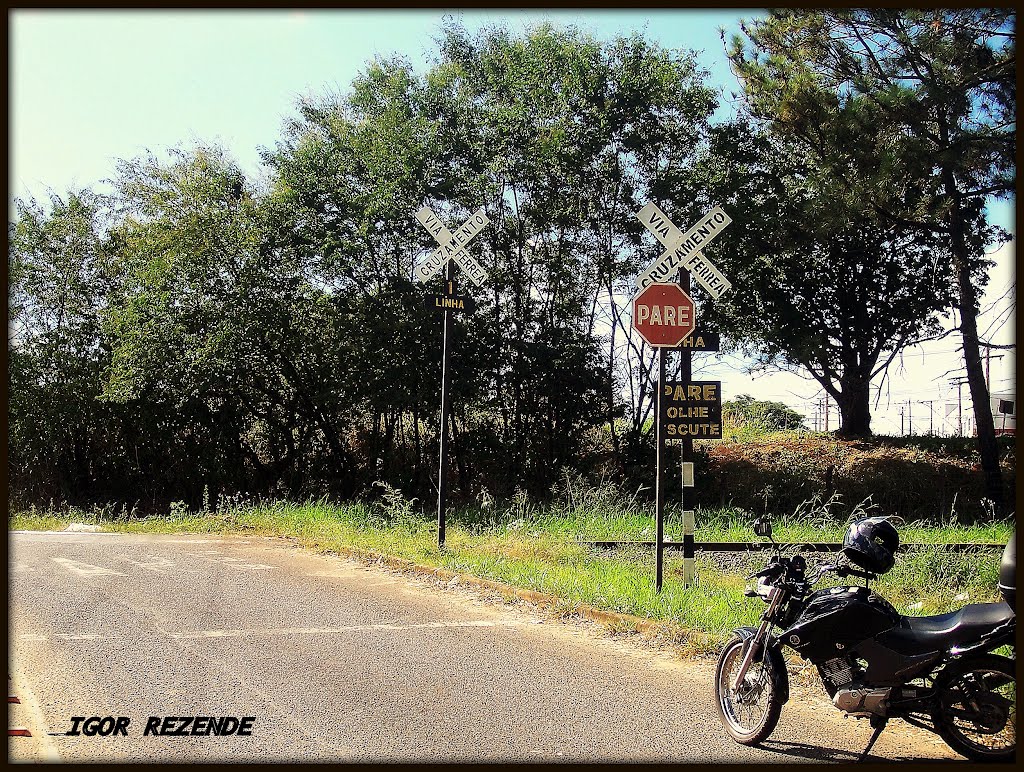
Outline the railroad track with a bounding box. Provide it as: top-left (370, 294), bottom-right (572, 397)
top-left (583, 540), bottom-right (1005, 552)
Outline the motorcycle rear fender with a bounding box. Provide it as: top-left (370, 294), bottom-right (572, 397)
top-left (733, 626), bottom-right (790, 705)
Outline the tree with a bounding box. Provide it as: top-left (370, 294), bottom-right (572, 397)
top-left (723, 394), bottom-right (806, 432)
top-left (425, 21), bottom-right (718, 473)
top-left (695, 124), bottom-right (959, 437)
top-left (8, 191), bottom-right (114, 501)
top-left (263, 55), bottom-right (468, 495)
top-left (725, 8), bottom-right (1014, 499)
top-left (101, 144), bottom-right (346, 502)
top-left (264, 21), bottom-right (719, 496)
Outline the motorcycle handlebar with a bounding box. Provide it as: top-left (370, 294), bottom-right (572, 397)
top-left (836, 564), bottom-right (877, 581)
top-left (747, 557), bottom-right (877, 592)
top-left (811, 562), bottom-right (876, 582)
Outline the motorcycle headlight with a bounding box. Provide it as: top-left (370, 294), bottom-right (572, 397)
top-left (744, 574), bottom-right (778, 600)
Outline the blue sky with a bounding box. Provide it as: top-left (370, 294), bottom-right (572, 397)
top-left (9, 9), bottom-right (1015, 432)
top-left (10, 9), bottom-right (758, 201)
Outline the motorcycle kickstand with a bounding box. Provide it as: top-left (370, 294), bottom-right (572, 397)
top-left (857, 716), bottom-right (889, 763)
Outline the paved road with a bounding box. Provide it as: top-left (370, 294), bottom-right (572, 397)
top-left (8, 531), bottom-right (960, 763)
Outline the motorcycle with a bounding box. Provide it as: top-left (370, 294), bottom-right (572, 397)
top-left (715, 516), bottom-right (1016, 762)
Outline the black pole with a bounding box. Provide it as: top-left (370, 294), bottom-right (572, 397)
top-left (655, 345), bottom-right (667, 591)
top-left (436, 261), bottom-right (454, 548)
top-left (679, 268), bottom-right (693, 581)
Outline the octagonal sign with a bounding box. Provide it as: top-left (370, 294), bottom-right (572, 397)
top-left (632, 282), bottom-right (696, 347)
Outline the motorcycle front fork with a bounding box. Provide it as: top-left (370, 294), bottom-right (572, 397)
top-left (732, 586), bottom-right (784, 693)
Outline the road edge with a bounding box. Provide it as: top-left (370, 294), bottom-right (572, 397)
top-left (286, 537), bottom-right (684, 640)
top-left (8, 658), bottom-right (62, 763)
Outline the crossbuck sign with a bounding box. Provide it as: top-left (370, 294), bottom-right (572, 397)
top-left (636, 203), bottom-right (732, 299)
top-left (414, 206), bottom-right (489, 286)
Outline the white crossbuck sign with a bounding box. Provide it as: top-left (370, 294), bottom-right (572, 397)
top-left (636, 202), bottom-right (732, 300)
top-left (414, 206), bottom-right (490, 286)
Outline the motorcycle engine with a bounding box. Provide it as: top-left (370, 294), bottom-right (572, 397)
top-left (833, 687), bottom-right (893, 717)
top-left (820, 657), bottom-right (892, 716)
top-left (819, 657), bottom-right (856, 690)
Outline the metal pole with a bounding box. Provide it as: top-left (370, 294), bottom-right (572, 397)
top-left (678, 268), bottom-right (694, 586)
top-left (436, 261), bottom-right (454, 548)
top-left (655, 346), bottom-right (666, 592)
top-left (958, 381), bottom-right (963, 436)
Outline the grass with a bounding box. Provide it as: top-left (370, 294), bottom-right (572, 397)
top-left (9, 493), bottom-right (1012, 656)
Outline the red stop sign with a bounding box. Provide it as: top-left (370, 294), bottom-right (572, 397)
top-left (632, 283), bottom-right (696, 347)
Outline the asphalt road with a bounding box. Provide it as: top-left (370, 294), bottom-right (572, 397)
top-left (8, 531), bottom-right (960, 763)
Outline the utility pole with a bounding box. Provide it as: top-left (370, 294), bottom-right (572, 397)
top-left (949, 378), bottom-right (968, 436)
top-left (908, 399), bottom-right (913, 436)
top-left (985, 345), bottom-right (991, 391)
top-left (919, 400), bottom-right (934, 435)
top-left (824, 391), bottom-right (829, 432)
top-left (982, 345), bottom-right (1005, 395)
top-left (958, 382), bottom-right (963, 436)
top-left (900, 405), bottom-right (905, 436)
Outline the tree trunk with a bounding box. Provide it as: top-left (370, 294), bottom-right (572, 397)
top-left (835, 376), bottom-right (872, 437)
top-left (606, 281), bottom-right (620, 460)
top-left (942, 167), bottom-right (1003, 506)
top-left (412, 402), bottom-right (422, 489)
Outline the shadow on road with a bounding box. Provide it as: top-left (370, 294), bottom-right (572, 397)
top-left (758, 739), bottom-right (956, 764)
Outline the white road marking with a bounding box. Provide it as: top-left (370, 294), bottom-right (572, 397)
top-left (162, 539), bottom-right (224, 543)
top-left (51, 557), bottom-right (127, 577)
top-left (10, 530), bottom-right (120, 535)
top-left (55, 633), bottom-right (110, 640)
top-left (119, 555), bottom-right (177, 572)
top-left (170, 620), bottom-right (526, 638)
top-left (200, 552), bottom-right (274, 570)
top-left (19, 619), bottom-right (527, 643)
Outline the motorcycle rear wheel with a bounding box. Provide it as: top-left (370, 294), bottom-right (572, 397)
top-left (715, 635), bottom-right (782, 745)
top-left (932, 653), bottom-right (1016, 762)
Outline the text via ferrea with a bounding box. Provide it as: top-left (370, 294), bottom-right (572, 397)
top-left (636, 305), bottom-right (692, 327)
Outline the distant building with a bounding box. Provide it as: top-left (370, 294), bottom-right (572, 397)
top-left (991, 391), bottom-right (1016, 436)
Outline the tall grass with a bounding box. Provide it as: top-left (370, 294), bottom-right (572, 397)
top-left (9, 485), bottom-right (1011, 653)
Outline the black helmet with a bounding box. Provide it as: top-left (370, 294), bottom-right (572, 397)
top-left (842, 517), bottom-right (900, 574)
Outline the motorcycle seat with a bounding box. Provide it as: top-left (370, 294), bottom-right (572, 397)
top-left (880, 602), bottom-right (1015, 655)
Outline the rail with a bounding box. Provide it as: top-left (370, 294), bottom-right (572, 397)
top-left (582, 540), bottom-right (1005, 553)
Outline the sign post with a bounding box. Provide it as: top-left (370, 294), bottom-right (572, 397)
top-left (415, 204), bottom-right (490, 548)
top-left (634, 204), bottom-right (731, 590)
top-left (436, 260), bottom-right (454, 547)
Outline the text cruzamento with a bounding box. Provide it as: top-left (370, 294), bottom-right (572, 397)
top-left (637, 206), bottom-right (732, 297)
top-left (414, 207), bottom-right (489, 283)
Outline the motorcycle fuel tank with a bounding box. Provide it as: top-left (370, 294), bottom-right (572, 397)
top-left (781, 585), bottom-right (900, 662)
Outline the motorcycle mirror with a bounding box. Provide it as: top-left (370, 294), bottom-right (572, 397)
top-left (753, 517), bottom-right (773, 539)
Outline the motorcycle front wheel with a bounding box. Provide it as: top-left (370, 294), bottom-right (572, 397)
top-left (932, 653), bottom-right (1016, 762)
top-left (715, 635), bottom-right (782, 745)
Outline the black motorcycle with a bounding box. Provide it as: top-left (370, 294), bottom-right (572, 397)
top-left (715, 516), bottom-right (1016, 762)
